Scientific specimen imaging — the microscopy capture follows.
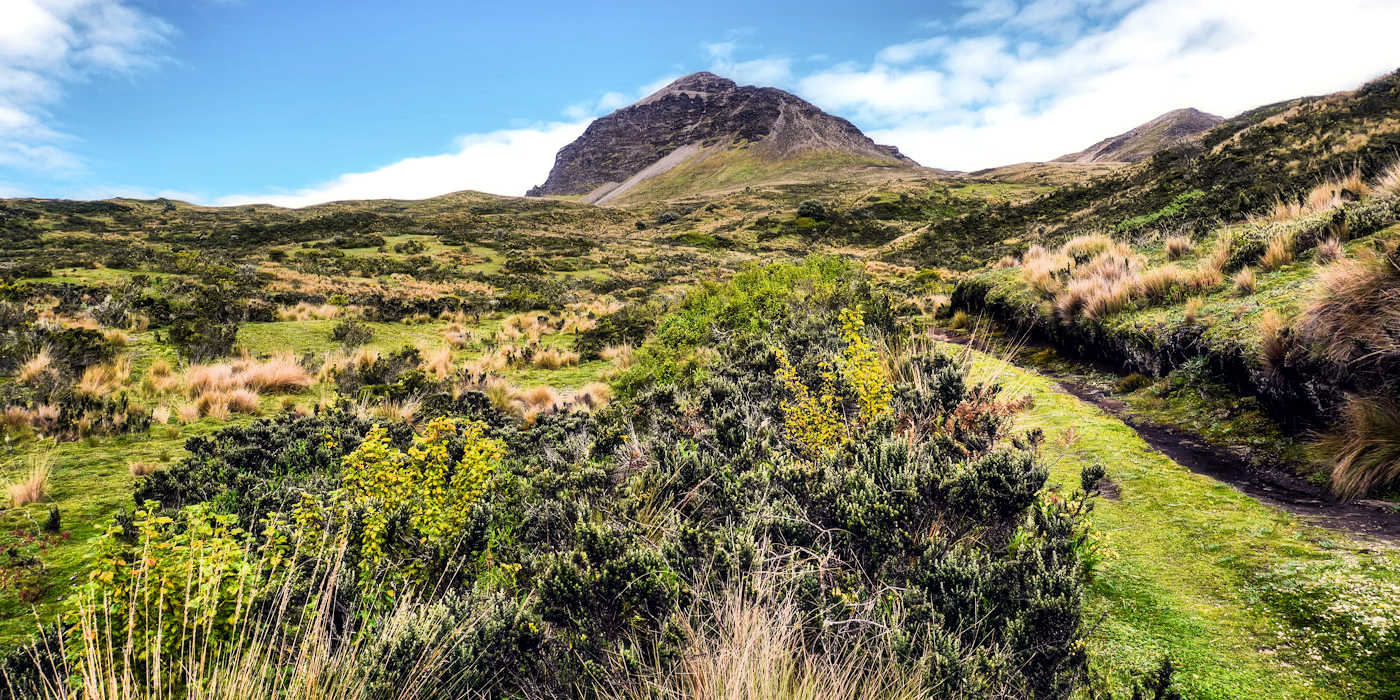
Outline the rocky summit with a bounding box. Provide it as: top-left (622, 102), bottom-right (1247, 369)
top-left (527, 72), bottom-right (914, 202)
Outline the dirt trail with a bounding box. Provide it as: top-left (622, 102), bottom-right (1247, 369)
top-left (930, 329), bottom-right (1400, 543)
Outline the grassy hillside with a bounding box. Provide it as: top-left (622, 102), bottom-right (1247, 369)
top-left (903, 69), bottom-right (1400, 268)
top-left (2, 70), bottom-right (1400, 700)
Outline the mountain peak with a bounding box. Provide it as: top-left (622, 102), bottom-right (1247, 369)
top-left (1054, 107), bottom-right (1224, 163)
top-left (527, 72), bottom-right (916, 202)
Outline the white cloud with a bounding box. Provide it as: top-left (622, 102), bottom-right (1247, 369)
top-left (214, 120), bottom-right (590, 207)
top-left (214, 72), bottom-right (689, 208)
top-left (799, 65), bottom-right (947, 119)
top-left (0, 0), bottom-right (171, 174)
top-left (795, 0), bottom-right (1400, 170)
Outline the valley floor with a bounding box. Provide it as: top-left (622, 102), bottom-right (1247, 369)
top-left (950, 341), bottom-right (1399, 698)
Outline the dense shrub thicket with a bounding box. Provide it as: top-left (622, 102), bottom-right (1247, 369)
top-left (10, 258), bottom-right (1110, 698)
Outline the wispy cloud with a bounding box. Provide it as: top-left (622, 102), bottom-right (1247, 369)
top-left (790, 0), bottom-right (1400, 170)
top-left (0, 0), bottom-right (171, 174)
top-left (214, 120), bottom-right (591, 207)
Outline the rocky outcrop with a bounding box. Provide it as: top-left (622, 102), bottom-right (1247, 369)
top-left (527, 72), bottom-right (914, 197)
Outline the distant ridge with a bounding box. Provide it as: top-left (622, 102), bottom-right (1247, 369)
top-left (527, 72), bottom-right (916, 203)
top-left (1054, 107), bottom-right (1224, 163)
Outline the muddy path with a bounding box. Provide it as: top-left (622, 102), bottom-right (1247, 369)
top-left (929, 328), bottom-right (1400, 544)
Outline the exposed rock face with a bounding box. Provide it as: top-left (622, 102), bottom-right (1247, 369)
top-left (527, 72), bottom-right (914, 197)
top-left (1054, 108), bottom-right (1224, 163)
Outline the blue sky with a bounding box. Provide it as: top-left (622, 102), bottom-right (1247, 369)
top-left (3, 0), bottom-right (1399, 206)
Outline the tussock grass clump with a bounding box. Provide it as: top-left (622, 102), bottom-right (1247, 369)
top-left (319, 347), bottom-right (381, 382)
top-left (1133, 265), bottom-right (1187, 304)
top-left (371, 396), bottom-right (423, 424)
top-left (177, 402), bottom-right (202, 423)
top-left (8, 456), bottom-right (51, 506)
top-left (128, 461), bottom-right (159, 477)
top-left (1258, 310), bottom-right (1291, 373)
top-left (1260, 232), bottom-right (1295, 271)
top-left (1316, 236), bottom-right (1344, 264)
top-left (190, 388), bottom-right (261, 420)
top-left (17, 349), bottom-right (54, 385)
top-left (1, 406), bottom-right (31, 434)
top-left (1375, 158), bottom-right (1400, 198)
top-left (572, 382), bottom-right (612, 411)
top-left (1264, 170), bottom-right (1365, 222)
top-left (1234, 267), bottom-right (1256, 295)
top-left (531, 347), bottom-right (579, 370)
top-left (609, 578), bottom-right (928, 700)
top-left (422, 345), bottom-right (454, 379)
top-left (1165, 234), bottom-right (1193, 260)
top-left (599, 344), bottom-right (634, 367)
top-left (1060, 233), bottom-right (1114, 262)
top-left (1323, 396), bottom-right (1400, 500)
top-left (276, 302), bottom-right (346, 321)
top-left (102, 328), bottom-right (130, 347)
top-left (1296, 242), bottom-right (1400, 371)
top-left (188, 355), bottom-right (312, 395)
top-left (1183, 297), bottom-right (1205, 325)
top-left (1020, 245), bottom-right (1070, 298)
top-left (75, 357), bottom-right (131, 398)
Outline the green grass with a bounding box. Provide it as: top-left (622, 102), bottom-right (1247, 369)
top-left (950, 342), bottom-right (1398, 698)
top-left (0, 420), bottom-right (233, 645)
top-left (237, 319), bottom-right (451, 357)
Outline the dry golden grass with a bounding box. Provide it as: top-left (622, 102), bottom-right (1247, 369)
top-left (422, 345), bottom-right (454, 379)
top-left (75, 357), bottom-right (131, 398)
top-left (608, 574), bottom-right (929, 700)
top-left (1375, 159), bottom-right (1400, 197)
top-left (186, 355), bottom-right (312, 396)
top-left (151, 405), bottom-right (172, 424)
top-left (1234, 267), bottom-right (1257, 295)
top-left (1184, 297), bottom-right (1205, 325)
top-left (1258, 310), bottom-right (1291, 373)
top-left (371, 396), bottom-right (423, 424)
top-left (1316, 236), bottom-right (1344, 264)
top-left (600, 344), bottom-right (634, 367)
top-left (531, 347), bottom-right (580, 370)
top-left (189, 388), bottom-right (261, 420)
top-left (128, 461), bottom-right (159, 477)
top-left (1060, 233), bottom-right (1114, 261)
top-left (1133, 265), bottom-right (1186, 304)
top-left (235, 355), bottom-right (313, 392)
top-left (1262, 169), bottom-right (1368, 223)
top-left (102, 329), bottom-right (130, 347)
top-left (276, 302), bottom-right (347, 321)
top-left (8, 456), bottom-right (51, 506)
top-left (177, 402), bottom-right (202, 423)
top-left (1164, 234), bottom-right (1193, 260)
top-left (1, 406), bottom-right (30, 434)
top-left (1296, 241), bottom-right (1400, 371)
top-left (443, 323), bottom-right (474, 348)
top-left (318, 347), bottom-right (381, 382)
top-left (17, 348), bottom-right (54, 384)
top-left (32, 404), bottom-right (58, 432)
top-left (1260, 232), bottom-right (1295, 271)
top-left (561, 314), bottom-right (598, 334)
top-left (1020, 246), bottom-right (1070, 298)
top-left (572, 382), bottom-right (613, 411)
top-left (1322, 396), bottom-right (1400, 499)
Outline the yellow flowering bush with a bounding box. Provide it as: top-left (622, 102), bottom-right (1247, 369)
top-left (776, 348), bottom-right (846, 459)
top-left (775, 307), bottom-right (893, 459)
top-left (837, 307), bottom-right (892, 424)
top-left (334, 416), bottom-right (504, 587)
